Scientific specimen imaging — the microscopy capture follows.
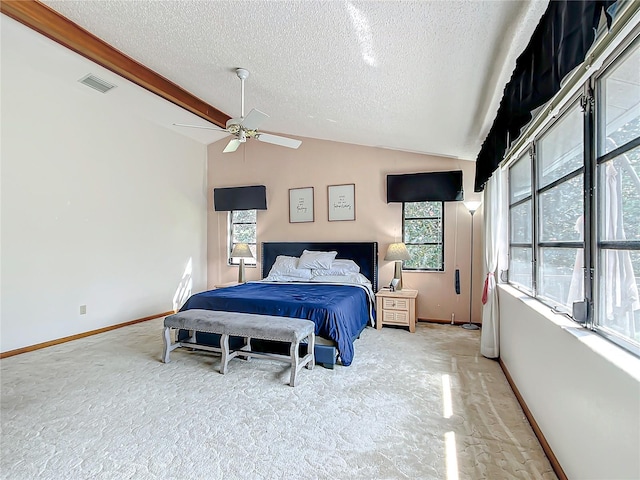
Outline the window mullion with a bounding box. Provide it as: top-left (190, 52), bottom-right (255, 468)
top-left (583, 83), bottom-right (596, 328)
top-left (531, 144), bottom-right (539, 296)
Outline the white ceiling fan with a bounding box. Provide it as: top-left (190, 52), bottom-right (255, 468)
top-left (174, 68), bottom-right (302, 153)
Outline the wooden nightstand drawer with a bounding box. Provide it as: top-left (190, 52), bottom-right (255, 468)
top-left (382, 310), bottom-right (409, 325)
top-left (382, 297), bottom-right (410, 311)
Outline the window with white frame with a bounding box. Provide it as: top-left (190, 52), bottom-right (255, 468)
top-left (506, 37), bottom-right (640, 355)
top-left (228, 210), bottom-right (257, 265)
top-left (402, 201), bottom-right (444, 271)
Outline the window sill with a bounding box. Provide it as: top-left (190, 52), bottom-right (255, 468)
top-left (499, 284), bottom-right (640, 381)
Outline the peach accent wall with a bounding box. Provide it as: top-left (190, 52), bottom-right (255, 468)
top-left (207, 137), bottom-right (484, 324)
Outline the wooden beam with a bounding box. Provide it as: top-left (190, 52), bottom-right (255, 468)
top-left (1, 0), bottom-right (229, 128)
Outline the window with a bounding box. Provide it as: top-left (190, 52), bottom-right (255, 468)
top-left (506, 38), bottom-right (640, 355)
top-left (595, 42), bottom-right (640, 351)
top-left (508, 151), bottom-right (533, 292)
top-left (537, 103), bottom-right (584, 309)
top-left (402, 201), bottom-right (444, 271)
top-left (228, 210), bottom-right (257, 265)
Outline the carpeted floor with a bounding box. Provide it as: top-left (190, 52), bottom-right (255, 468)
top-left (1, 319), bottom-right (556, 479)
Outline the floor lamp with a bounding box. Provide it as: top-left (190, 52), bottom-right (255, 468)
top-left (462, 201), bottom-right (481, 330)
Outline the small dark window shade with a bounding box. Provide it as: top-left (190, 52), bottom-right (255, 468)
top-left (214, 185), bottom-right (267, 211)
top-left (386, 171), bottom-right (463, 203)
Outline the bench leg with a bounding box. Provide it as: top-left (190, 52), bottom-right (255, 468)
top-left (306, 333), bottom-right (315, 370)
top-left (220, 334), bottom-right (230, 374)
top-left (289, 341), bottom-right (300, 387)
top-left (241, 337), bottom-right (252, 362)
top-left (162, 327), bottom-right (172, 363)
top-left (162, 327), bottom-right (184, 363)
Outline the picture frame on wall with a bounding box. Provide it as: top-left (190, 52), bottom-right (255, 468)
top-left (289, 187), bottom-right (314, 223)
top-left (328, 183), bottom-right (355, 221)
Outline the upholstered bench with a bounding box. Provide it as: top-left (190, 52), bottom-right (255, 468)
top-left (162, 309), bottom-right (315, 386)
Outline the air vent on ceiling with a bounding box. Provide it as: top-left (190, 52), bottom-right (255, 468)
top-left (78, 74), bottom-right (116, 94)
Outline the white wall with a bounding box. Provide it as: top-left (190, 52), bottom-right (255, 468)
top-left (499, 285), bottom-right (640, 480)
top-left (1, 20), bottom-right (208, 352)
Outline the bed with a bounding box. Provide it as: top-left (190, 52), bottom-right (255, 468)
top-left (178, 241), bottom-right (378, 368)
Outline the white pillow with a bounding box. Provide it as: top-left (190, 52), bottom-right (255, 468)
top-left (265, 255), bottom-right (312, 281)
top-left (312, 259), bottom-right (360, 276)
top-left (297, 250), bottom-right (338, 270)
top-left (309, 273), bottom-right (371, 285)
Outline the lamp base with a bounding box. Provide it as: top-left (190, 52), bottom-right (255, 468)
top-left (461, 323), bottom-right (480, 330)
top-left (393, 261), bottom-right (403, 291)
top-left (238, 259), bottom-right (245, 284)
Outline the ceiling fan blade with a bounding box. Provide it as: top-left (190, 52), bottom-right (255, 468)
top-left (257, 133), bottom-right (302, 149)
top-left (240, 109), bottom-right (269, 131)
top-left (173, 123), bottom-right (227, 132)
top-left (223, 139), bottom-right (242, 153)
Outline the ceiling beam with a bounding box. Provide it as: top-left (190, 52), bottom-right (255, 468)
top-left (1, 0), bottom-right (230, 128)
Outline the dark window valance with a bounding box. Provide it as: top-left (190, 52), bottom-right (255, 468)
top-left (474, 0), bottom-right (617, 192)
top-left (213, 185), bottom-right (267, 211)
top-left (387, 171), bottom-right (463, 203)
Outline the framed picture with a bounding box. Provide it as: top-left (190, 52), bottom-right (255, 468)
top-left (289, 187), bottom-right (314, 223)
top-left (328, 183), bottom-right (355, 221)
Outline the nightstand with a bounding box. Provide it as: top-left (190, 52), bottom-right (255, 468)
top-left (375, 289), bottom-right (418, 333)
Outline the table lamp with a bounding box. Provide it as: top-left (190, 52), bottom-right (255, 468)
top-left (384, 242), bottom-right (410, 291)
top-left (230, 243), bottom-right (253, 283)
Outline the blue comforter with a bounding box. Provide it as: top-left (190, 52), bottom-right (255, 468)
top-left (180, 282), bottom-right (372, 366)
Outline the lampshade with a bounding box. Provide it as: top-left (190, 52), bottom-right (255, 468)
top-left (463, 200), bottom-right (482, 214)
top-left (230, 243), bottom-right (254, 258)
top-left (384, 242), bottom-right (410, 261)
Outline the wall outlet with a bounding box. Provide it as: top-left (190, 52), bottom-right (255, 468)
top-left (79, 305), bottom-right (87, 315)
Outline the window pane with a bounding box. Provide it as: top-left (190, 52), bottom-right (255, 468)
top-left (404, 219), bottom-right (442, 243)
top-left (598, 44), bottom-right (640, 155)
top-left (597, 249), bottom-right (640, 346)
top-left (539, 247), bottom-right (583, 308)
top-left (233, 224), bottom-right (256, 244)
top-left (229, 209), bottom-right (257, 266)
top-left (405, 244), bottom-right (442, 270)
top-left (539, 174), bottom-right (583, 242)
top-left (232, 210), bottom-right (256, 223)
top-left (510, 201), bottom-right (532, 243)
top-left (509, 152), bottom-right (531, 203)
top-left (509, 247), bottom-right (532, 291)
top-left (538, 106), bottom-right (583, 188)
top-left (404, 202), bottom-right (441, 219)
top-left (599, 147), bottom-right (640, 242)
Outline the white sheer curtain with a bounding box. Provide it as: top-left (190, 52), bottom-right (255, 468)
top-left (480, 168), bottom-right (503, 358)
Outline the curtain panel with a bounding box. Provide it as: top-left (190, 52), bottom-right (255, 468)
top-left (480, 169), bottom-right (503, 358)
top-left (474, 0), bottom-right (617, 192)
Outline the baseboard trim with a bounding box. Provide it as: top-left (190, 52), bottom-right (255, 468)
top-left (0, 311), bottom-right (174, 359)
top-left (418, 318), bottom-right (481, 327)
top-left (499, 358), bottom-right (568, 480)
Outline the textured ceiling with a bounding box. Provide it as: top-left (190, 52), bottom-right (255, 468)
top-left (36, 0), bottom-right (549, 160)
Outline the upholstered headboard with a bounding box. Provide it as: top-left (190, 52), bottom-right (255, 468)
top-left (261, 242), bottom-right (378, 292)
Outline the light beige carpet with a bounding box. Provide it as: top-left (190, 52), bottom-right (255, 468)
top-left (1, 319), bottom-right (556, 479)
